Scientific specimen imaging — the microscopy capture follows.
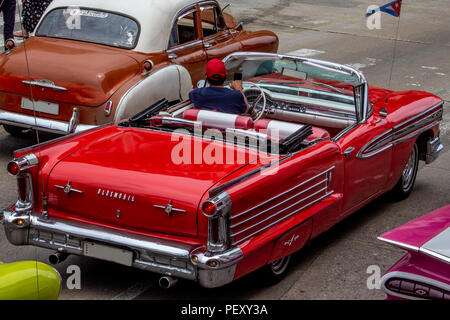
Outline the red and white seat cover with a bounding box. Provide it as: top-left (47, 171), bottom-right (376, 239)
top-left (183, 109), bottom-right (253, 130)
top-left (254, 119), bottom-right (330, 141)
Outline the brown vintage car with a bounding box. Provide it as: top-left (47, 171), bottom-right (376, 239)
top-left (0, 0), bottom-right (278, 136)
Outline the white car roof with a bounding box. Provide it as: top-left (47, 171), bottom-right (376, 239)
top-left (39, 0), bottom-right (206, 52)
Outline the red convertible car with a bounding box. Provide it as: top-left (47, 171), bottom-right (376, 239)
top-left (0, 0), bottom-right (277, 136)
top-left (1, 52), bottom-right (444, 288)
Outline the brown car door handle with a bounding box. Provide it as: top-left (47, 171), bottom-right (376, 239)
top-left (204, 42), bottom-right (212, 49)
top-left (344, 147), bottom-right (355, 158)
top-left (168, 53), bottom-right (178, 59)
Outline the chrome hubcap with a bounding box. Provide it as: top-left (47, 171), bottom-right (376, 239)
top-left (402, 146), bottom-right (417, 190)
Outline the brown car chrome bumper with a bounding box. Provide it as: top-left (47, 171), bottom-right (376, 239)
top-left (1, 209), bottom-right (243, 288)
top-left (0, 109), bottom-right (95, 135)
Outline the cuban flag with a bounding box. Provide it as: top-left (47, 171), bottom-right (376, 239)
top-left (367, 0), bottom-right (403, 17)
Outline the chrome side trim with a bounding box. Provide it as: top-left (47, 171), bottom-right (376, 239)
top-left (167, 40), bottom-right (203, 53)
top-left (233, 191), bottom-right (333, 246)
top-left (357, 106), bottom-right (443, 159)
top-left (377, 236), bottom-right (420, 252)
top-left (231, 166), bottom-right (334, 220)
top-left (231, 186), bottom-right (329, 238)
top-left (393, 102), bottom-right (443, 130)
top-left (231, 178), bottom-right (328, 229)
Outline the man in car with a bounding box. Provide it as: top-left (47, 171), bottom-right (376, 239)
top-left (189, 59), bottom-right (249, 115)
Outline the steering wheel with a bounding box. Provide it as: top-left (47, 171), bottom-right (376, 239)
top-left (242, 81), bottom-right (267, 121)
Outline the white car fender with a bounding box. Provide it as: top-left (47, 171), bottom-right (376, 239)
top-left (114, 64), bottom-right (192, 121)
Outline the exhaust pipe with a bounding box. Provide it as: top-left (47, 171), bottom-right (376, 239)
top-left (49, 252), bottom-right (69, 265)
top-left (158, 276), bottom-right (178, 289)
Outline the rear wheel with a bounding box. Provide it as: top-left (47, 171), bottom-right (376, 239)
top-left (262, 255), bottom-right (292, 284)
top-left (391, 143), bottom-right (419, 200)
top-left (2, 124), bottom-right (30, 137)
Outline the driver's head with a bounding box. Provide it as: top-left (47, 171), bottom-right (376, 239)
top-left (206, 59), bottom-right (227, 86)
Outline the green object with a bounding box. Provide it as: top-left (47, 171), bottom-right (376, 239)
top-left (0, 261), bottom-right (61, 300)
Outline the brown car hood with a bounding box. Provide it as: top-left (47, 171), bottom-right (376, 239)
top-left (0, 37), bottom-right (140, 106)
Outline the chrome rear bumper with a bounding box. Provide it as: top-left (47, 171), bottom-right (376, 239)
top-left (1, 209), bottom-right (243, 288)
top-left (0, 109), bottom-right (95, 135)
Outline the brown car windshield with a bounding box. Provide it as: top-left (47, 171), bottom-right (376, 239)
top-left (36, 8), bottom-right (139, 49)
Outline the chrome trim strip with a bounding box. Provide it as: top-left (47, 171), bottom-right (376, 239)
top-left (381, 271), bottom-right (450, 300)
top-left (0, 110), bottom-right (96, 134)
top-left (232, 191), bottom-right (333, 246)
top-left (231, 178), bottom-right (328, 229)
top-left (357, 107), bottom-right (443, 159)
top-left (231, 166), bottom-right (334, 220)
top-left (22, 80), bottom-right (67, 91)
top-left (419, 247), bottom-right (450, 264)
top-left (167, 40), bottom-right (203, 53)
top-left (393, 102), bottom-right (444, 130)
top-left (231, 186), bottom-right (329, 238)
top-left (377, 236), bottom-right (420, 252)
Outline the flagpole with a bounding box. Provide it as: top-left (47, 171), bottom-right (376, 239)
top-left (387, 2), bottom-right (402, 90)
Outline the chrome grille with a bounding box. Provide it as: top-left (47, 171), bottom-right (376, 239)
top-left (230, 167), bottom-right (334, 246)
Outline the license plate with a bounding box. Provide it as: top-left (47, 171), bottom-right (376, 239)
top-left (83, 242), bottom-right (133, 267)
top-left (21, 97), bottom-right (59, 115)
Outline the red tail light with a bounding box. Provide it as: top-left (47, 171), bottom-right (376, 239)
top-left (201, 201), bottom-right (217, 217)
top-left (7, 161), bottom-right (20, 176)
top-left (104, 101), bottom-right (113, 117)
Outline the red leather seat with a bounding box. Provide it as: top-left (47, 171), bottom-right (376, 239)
top-left (183, 109), bottom-right (253, 130)
top-left (254, 119), bottom-right (330, 141)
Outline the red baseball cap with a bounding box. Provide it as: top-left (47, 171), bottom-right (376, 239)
top-left (206, 59), bottom-right (227, 80)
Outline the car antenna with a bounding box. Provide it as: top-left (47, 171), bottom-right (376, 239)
top-left (16, 1), bottom-right (48, 218)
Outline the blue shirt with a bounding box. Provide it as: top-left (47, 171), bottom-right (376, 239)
top-left (189, 87), bottom-right (247, 114)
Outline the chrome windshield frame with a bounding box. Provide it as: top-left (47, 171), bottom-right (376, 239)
top-left (222, 51), bottom-right (370, 124)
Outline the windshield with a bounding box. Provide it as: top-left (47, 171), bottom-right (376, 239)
top-left (36, 8), bottom-right (139, 49)
top-left (224, 55), bottom-right (360, 107)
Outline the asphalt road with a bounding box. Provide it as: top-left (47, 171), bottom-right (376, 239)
top-left (0, 0), bottom-right (449, 300)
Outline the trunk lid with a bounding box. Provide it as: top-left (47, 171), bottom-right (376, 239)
top-left (0, 37), bottom-right (139, 106)
top-left (46, 127), bottom-right (275, 237)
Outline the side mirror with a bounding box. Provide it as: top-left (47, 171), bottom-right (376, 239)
top-left (379, 107), bottom-right (388, 117)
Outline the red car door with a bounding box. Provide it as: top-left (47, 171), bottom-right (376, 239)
top-left (337, 113), bottom-right (392, 216)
